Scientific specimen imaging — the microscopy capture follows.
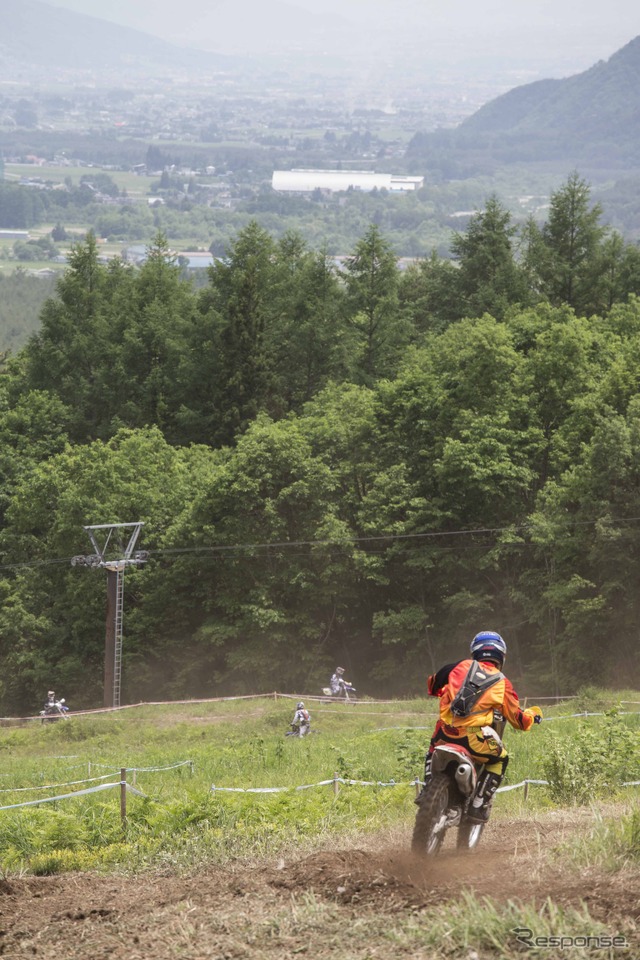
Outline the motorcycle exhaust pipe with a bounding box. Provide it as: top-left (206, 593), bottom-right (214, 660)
top-left (454, 763), bottom-right (474, 795)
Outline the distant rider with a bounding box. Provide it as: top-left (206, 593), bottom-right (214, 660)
top-left (291, 702), bottom-right (311, 737)
top-left (42, 690), bottom-right (67, 718)
top-left (423, 631), bottom-right (543, 822)
top-left (44, 690), bottom-right (57, 713)
top-left (330, 667), bottom-right (346, 696)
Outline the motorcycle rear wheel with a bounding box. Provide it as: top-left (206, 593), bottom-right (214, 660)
top-left (457, 820), bottom-right (485, 852)
top-left (411, 773), bottom-right (450, 856)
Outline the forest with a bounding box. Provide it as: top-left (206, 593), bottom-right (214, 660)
top-left (1, 172), bottom-right (640, 713)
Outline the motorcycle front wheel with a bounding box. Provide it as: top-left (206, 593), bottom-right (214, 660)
top-left (457, 819), bottom-right (485, 852)
top-left (411, 773), bottom-right (450, 856)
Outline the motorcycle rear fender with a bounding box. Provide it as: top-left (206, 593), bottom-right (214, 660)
top-left (431, 744), bottom-right (479, 796)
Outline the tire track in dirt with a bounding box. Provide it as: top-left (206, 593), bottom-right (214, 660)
top-left (270, 808), bottom-right (640, 919)
top-left (0, 808), bottom-right (637, 958)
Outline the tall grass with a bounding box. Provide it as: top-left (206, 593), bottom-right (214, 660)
top-left (0, 693), bottom-right (637, 874)
top-left (567, 806), bottom-right (640, 872)
top-left (201, 890), bottom-right (636, 960)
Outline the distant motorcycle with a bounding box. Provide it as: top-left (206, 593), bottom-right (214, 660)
top-left (285, 723), bottom-right (320, 737)
top-left (285, 722), bottom-right (310, 737)
top-left (322, 679), bottom-right (357, 702)
top-left (40, 698), bottom-right (69, 723)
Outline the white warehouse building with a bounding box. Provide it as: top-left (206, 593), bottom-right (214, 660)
top-left (272, 169), bottom-right (424, 193)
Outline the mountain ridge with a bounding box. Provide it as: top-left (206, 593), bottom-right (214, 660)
top-left (1, 0), bottom-right (236, 80)
top-left (407, 35), bottom-right (640, 175)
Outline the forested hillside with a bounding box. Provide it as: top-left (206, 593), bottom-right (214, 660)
top-left (1, 174), bottom-right (640, 713)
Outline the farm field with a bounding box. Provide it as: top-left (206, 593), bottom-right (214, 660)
top-left (0, 257), bottom-right (63, 276)
top-left (3, 163), bottom-right (157, 197)
top-left (0, 692), bottom-right (638, 957)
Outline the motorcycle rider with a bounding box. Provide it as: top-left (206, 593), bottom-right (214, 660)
top-left (329, 667), bottom-right (346, 696)
top-left (423, 631), bottom-right (542, 823)
top-left (44, 690), bottom-right (57, 713)
top-left (42, 690), bottom-right (67, 718)
top-left (291, 701), bottom-right (311, 737)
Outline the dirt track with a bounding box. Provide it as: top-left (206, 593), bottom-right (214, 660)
top-left (1, 809), bottom-right (638, 959)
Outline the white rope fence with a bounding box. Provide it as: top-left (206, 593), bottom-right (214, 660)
top-left (0, 765), bottom-right (172, 828)
top-left (371, 711), bottom-right (640, 733)
top-left (211, 773), bottom-right (640, 798)
top-left (544, 711), bottom-right (633, 721)
top-left (0, 759), bottom-right (194, 812)
top-left (497, 777), bottom-right (640, 792)
top-left (496, 778), bottom-right (549, 794)
top-left (209, 776), bottom-right (548, 796)
top-left (0, 700), bottom-right (636, 814)
top-left (210, 775), bottom-right (549, 797)
top-left (7, 691), bottom-right (640, 724)
top-left (87, 760), bottom-right (194, 774)
top-left (211, 776), bottom-right (404, 795)
top-left (0, 771), bottom-right (124, 793)
top-left (0, 781), bottom-right (145, 812)
top-left (2, 768), bottom-right (638, 811)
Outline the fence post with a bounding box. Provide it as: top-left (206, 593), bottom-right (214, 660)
top-left (88, 761), bottom-right (91, 777)
top-left (414, 777), bottom-right (421, 799)
top-left (333, 771), bottom-right (340, 797)
top-left (120, 767), bottom-right (127, 833)
top-left (523, 780), bottom-right (530, 803)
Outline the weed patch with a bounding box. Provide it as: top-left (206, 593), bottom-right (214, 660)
top-left (542, 710), bottom-right (640, 803)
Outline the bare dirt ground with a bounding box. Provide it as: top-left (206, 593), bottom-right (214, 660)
top-left (1, 808), bottom-right (638, 959)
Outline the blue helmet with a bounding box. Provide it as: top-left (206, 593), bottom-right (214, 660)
top-left (470, 631), bottom-right (507, 667)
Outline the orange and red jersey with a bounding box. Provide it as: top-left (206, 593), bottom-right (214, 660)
top-left (427, 658), bottom-right (535, 732)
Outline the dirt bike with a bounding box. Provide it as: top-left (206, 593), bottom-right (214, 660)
top-left (321, 680), bottom-right (357, 701)
top-left (285, 725), bottom-right (310, 737)
top-left (40, 698), bottom-right (69, 723)
top-left (412, 717), bottom-right (505, 856)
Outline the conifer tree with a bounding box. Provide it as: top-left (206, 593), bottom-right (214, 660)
top-left (343, 224), bottom-right (408, 382)
top-left (451, 195), bottom-right (529, 320)
top-left (533, 172), bottom-right (607, 315)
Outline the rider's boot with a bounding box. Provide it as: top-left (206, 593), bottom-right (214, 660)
top-left (414, 753), bottom-right (433, 805)
top-left (467, 771), bottom-right (501, 823)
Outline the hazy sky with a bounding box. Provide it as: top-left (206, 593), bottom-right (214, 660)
top-left (47, 0), bottom-right (638, 76)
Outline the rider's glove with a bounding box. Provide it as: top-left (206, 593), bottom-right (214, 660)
top-left (529, 705), bottom-right (543, 724)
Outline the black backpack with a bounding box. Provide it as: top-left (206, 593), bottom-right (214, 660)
top-left (450, 661), bottom-right (504, 719)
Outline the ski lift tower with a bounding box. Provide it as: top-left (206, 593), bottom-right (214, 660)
top-left (72, 522), bottom-right (148, 709)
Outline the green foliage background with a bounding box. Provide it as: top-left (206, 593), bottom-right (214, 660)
top-left (1, 176), bottom-right (640, 710)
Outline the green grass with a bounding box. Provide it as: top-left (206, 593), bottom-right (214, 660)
top-left (0, 259), bottom-right (63, 275)
top-left (407, 892), bottom-right (624, 960)
top-left (565, 806), bottom-right (640, 872)
top-left (215, 895), bottom-right (633, 960)
top-left (0, 692), bottom-right (638, 874)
